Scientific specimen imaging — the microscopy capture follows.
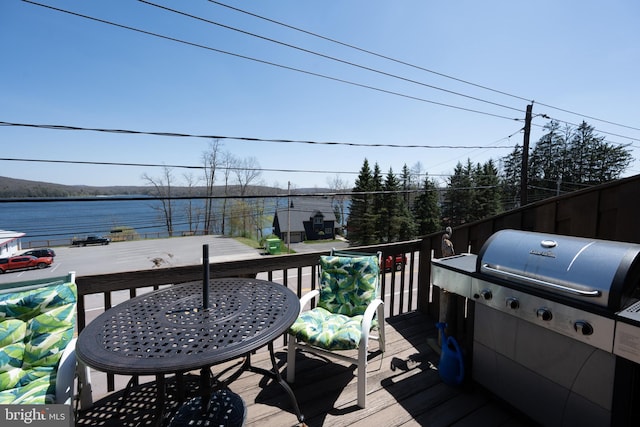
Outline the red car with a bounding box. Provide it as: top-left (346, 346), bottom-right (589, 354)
top-left (0, 255), bottom-right (53, 273)
top-left (385, 254), bottom-right (407, 271)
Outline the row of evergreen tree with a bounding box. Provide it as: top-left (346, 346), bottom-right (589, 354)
top-left (501, 121), bottom-right (632, 205)
top-left (346, 121), bottom-right (632, 246)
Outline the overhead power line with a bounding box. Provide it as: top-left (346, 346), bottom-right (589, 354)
top-left (21, 0), bottom-right (517, 122)
top-left (207, 1), bottom-right (640, 133)
top-left (22, 1), bottom-right (639, 143)
top-left (535, 102), bottom-right (640, 133)
top-left (19, 1), bottom-right (639, 160)
top-left (0, 156), bottom-right (360, 175)
top-left (143, 1), bottom-right (640, 141)
top-left (138, 0), bottom-right (522, 114)
top-left (0, 157), bottom-right (505, 181)
top-left (0, 121), bottom-right (517, 149)
top-left (1, 185), bottom-right (501, 205)
top-left (523, 117), bottom-right (638, 146)
top-left (206, 0), bottom-right (532, 104)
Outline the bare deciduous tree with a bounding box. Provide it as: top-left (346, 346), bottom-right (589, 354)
top-left (142, 165), bottom-right (175, 237)
top-left (220, 151), bottom-right (237, 236)
top-left (202, 139), bottom-right (222, 235)
top-left (327, 174), bottom-right (350, 234)
top-left (182, 172), bottom-right (202, 235)
top-left (233, 157), bottom-right (262, 237)
top-left (233, 156), bottom-right (261, 196)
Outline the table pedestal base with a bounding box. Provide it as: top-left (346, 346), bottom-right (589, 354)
top-left (128, 343), bottom-right (306, 426)
top-left (244, 342), bottom-right (305, 425)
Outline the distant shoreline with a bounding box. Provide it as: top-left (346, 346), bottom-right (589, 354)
top-left (0, 175), bottom-right (330, 198)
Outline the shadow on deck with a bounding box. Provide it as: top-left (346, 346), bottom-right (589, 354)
top-left (75, 311), bottom-right (536, 427)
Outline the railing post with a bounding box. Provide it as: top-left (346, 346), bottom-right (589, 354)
top-left (417, 237), bottom-right (433, 316)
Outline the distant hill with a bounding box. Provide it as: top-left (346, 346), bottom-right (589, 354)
top-left (0, 176), bottom-right (150, 198)
top-left (0, 176), bottom-right (332, 198)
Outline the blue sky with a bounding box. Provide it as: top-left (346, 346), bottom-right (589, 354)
top-left (2, 0), bottom-right (639, 190)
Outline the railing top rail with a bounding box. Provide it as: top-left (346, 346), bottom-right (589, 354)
top-left (75, 240), bottom-right (424, 296)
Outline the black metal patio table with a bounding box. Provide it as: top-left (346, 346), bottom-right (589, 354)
top-left (76, 277), bottom-right (304, 425)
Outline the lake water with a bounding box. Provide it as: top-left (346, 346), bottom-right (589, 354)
top-left (1, 197), bottom-right (281, 246)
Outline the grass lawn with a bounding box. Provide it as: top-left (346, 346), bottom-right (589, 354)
top-left (234, 236), bottom-right (295, 254)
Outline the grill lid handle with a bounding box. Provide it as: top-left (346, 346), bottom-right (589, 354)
top-left (481, 264), bottom-right (602, 297)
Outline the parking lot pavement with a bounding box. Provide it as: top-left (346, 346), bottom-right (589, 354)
top-left (0, 235), bottom-right (263, 284)
top-left (287, 239), bottom-right (350, 254)
top-left (0, 236), bottom-right (353, 284)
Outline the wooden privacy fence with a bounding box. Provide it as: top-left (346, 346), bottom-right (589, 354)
top-left (420, 173), bottom-right (640, 349)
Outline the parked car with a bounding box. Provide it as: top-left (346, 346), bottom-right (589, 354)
top-left (20, 248), bottom-right (56, 258)
top-left (72, 235), bottom-right (110, 246)
top-left (0, 255), bottom-right (53, 273)
top-left (385, 254), bottom-right (407, 271)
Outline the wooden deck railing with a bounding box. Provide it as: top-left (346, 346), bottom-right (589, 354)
top-left (75, 239), bottom-right (430, 392)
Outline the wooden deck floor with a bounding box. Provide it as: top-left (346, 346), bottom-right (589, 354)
top-left (76, 311), bottom-right (536, 427)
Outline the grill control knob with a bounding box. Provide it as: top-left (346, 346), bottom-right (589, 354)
top-left (506, 297), bottom-right (520, 309)
top-left (574, 321), bottom-right (594, 336)
top-left (480, 289), bottom-right (493, 301)
top-left (536, 308), bottom-right (553, 321)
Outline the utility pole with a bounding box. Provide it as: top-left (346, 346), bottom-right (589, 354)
top-left (521, 103), bottom-right (533, 206)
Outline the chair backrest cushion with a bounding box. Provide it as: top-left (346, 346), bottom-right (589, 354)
top-left (318, 255), bottom-right (380, 316)
top-left (0, 281), bottom-right (77, 392)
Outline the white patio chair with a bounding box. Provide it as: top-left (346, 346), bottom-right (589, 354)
top-left (286, 249), bottom-right (385, 408)
top-left (0, 272), bottom-right (93, 412)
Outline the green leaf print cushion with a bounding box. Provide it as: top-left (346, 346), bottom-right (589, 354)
top-left (0, 319), bottom-right (28, 390)
top-left (0, 281), bottom-right (77, 403)
top-left (318, 255), bottom-right (379, 316)
top-left (289, 255), bottom-right (380, 350)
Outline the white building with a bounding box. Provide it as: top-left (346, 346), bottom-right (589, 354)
top-left (0, 230), bottom-right (25, 258)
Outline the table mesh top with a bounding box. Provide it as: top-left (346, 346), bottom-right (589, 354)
top-left (77, 278), bottom-right (299, 374)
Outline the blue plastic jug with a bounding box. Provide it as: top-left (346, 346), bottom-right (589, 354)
top-left (435, 322), bottom-right (465, 386)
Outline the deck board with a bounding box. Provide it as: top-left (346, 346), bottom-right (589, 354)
top-left (76, 311), bottom-right (536, 427)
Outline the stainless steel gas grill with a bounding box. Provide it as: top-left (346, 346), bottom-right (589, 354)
top-left (430, 229), bottom-right (640, 427)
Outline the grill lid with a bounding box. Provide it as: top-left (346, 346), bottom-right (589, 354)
top-left (477, 229), bottom-right (640, 310)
